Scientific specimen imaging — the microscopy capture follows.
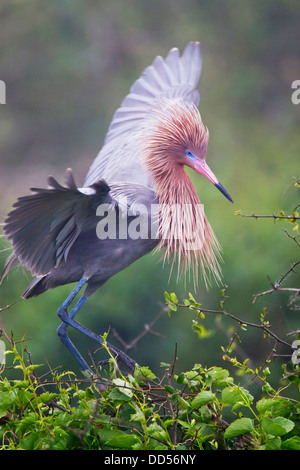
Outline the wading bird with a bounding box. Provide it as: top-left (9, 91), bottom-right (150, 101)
top-left (1, 42), bottom-right (233, 379)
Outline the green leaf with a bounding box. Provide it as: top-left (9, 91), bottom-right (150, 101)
top-left (261, 382), bottom-right (276, 394)
top-left (106, 433), bottom-right (141, 449)
top-left (270, 400), bottom-right (294, 418)
top-left (164, 291), bottom-right (170, 301)
top-left (256, 397), bottom-right (294, 419)
top-left (178, 396), bottom-right (190, 409)
top-left (39, 392), bottom-right (60, 404)
top-left (0, 390), bottom-right (16, 410)
top-left (20, 431), bottom-right (41, 450)
top-left (134, 366), bottom-right (156, 382)
top-left (281, 436), bottom-right (300, 450)
top-left (165, 291), bottom-right (178, 315)
top-left (191, 390), bottom-right (215, 409)
top-left (192, 321), bottom-right (209, 338)
top-left (264, 437), bottom-right (282, 450)
top-left (261, 416), bottom-right (294, 436)
top-left (273, 417), bottom-right (294, 434)
top-left (147, 422), bottom-right (169, 442)
top-left (164, 385), bottom-right (175, 394)
top-left (26, 364), bottom-right (43, 372)
top-left (159, 362), bottom-right (171, 368)
top-left (178, 396), bottom-right (190, 410)
top-left (222, 386), bottom-right (254, 408)
top-left (98, 428), bottom-right (141, 449)
top-left (130, 403), bottom-right (147, 424)
top-left (175, 373), bottom-right (185, 384)
top-left (256, 398), bottom-right (282, 414)
top-left (168, 303), bottom-right (177, 312)
top-left (205, 367), bottom-right (234, 387)
top-left (108, 386), bottom-right (132, 402)
top-left (224, 417), bottom-right (254, 438)
top-left (112, 379), bottom-right (133, 398)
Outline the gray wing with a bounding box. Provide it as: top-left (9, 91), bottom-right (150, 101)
top-left (84, 42), bottom-right (202, 187)
top-left (2, 169), bottom-right (112, 277)
top-left (2, 169), bottom-right (157, 281)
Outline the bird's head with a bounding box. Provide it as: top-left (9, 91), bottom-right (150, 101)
top-left (144, 98), bottom-right (232, 285)
top-left (184, 148), bottom-right (234, 204)
top-left (144, 99), bottom-right (233, 204)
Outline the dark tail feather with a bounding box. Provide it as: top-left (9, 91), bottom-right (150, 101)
top-left (0, 252), bottom-right (48, 298)
top-left (22, 276), bottom-right (47, 299)
top-left (0, 253), bottom-right (18, 287)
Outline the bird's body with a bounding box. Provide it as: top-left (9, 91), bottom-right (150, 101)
top-left (15, 176), bottom-right (159, 299)
top-left (1, 42), bottom-right (233, 379)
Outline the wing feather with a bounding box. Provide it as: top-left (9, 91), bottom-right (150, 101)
top-left (84, 42), bottom-right (203, 187)
top-left (3, 170), bottom-right (111, 277)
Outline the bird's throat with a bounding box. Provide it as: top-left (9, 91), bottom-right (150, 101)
top-left (153, 165), bottom-right (222, 285)
top-left (156, 165), bottom-right (201, 210)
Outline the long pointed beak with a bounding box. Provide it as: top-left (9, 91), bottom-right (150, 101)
top-left (193, 160), bottom-right (234, 204)
top-left (214, 181), bottom-right (234, 204)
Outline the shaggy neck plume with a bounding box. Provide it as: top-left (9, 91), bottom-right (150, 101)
top-left (143, 100), bottom-right (222, 285)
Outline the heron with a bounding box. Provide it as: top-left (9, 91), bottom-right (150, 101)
top-left (1, 42), bottom-right (233, 380)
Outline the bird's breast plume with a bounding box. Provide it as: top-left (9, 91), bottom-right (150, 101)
top-left (142, 102), bottom-right (222, 287)
top-left (156, 178), bottom-right (223, 288)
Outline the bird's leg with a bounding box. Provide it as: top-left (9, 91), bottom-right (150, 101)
top-left (57, 296), bottom-right (92, 373)
top-left (57, 288), bottom-right (107, 391)
top-left (56, 278), bottom-right (91, 372)
top-left (57, 277), bottom-right (137, 372)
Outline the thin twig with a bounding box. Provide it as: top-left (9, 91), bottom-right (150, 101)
top-left (252, 260), bottom-right (300, 303)
top-left (253, 287), bottom-right (300, 303)
top-left (112, 305), bottom-right (167, 352)
top-left (282, 229), bottom-right (300, 248)
top-left (0, 317), bottom-right (14, 347)
top-left (179, 304), bottom-right (291, 348)
top-left (237, 213), bottom-right (300, 221)
top-left (0, 299), bottom-right (22, 314)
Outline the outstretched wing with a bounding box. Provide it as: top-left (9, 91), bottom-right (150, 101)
top-left (84, 42), bottom-right (203, 187)
top-left (2, 169), bottom-right (112, 277)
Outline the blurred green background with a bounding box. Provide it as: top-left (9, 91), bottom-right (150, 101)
top-left (0, 0), bottom-right (299, 396)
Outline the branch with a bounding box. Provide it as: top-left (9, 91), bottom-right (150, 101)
top-left (253, 287), bottom-right (300, 303)
top-left (0, 316), bottom-right (14, 347)
top-left (275, 260), bottom-right (300, 287)
top-left (236, 213), bottom-right (300, 221)
top-left (0, 299), bottom-right (21, 314)
top-left (178, 304), bottom-right (291, 349)
top-left (252, 261), bottom-right (300, 303)
top-left (282, 229), bottom-right (300, 248)
top-left (112, 305), bottom-right (167, 353)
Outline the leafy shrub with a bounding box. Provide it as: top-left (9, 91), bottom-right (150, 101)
top-left (0, 327), bottom-right (299, 450)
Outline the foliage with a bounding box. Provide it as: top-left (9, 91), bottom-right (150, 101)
top-left (0, 334), bottom-right (299, 451)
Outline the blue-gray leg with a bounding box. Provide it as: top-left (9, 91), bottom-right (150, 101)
top-left (57, 295), bottom-right (91, 373)
top-left (56, 277), bottom-right (137, 375)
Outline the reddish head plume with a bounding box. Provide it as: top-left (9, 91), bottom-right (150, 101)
top-left (143, 99), bottom-right (222, 285)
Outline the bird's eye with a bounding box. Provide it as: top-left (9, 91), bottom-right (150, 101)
top-left (186, 150), bottom-right (194, 159)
